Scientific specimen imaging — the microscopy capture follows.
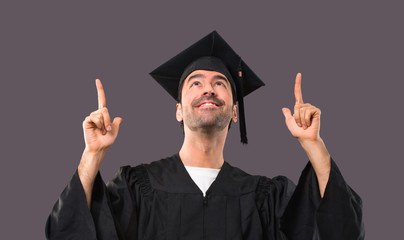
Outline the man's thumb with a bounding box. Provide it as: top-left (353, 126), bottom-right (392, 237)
top-left (282, 108), bottom-right (292, 120)
top-left (113, 117), bottom-right (123, 128)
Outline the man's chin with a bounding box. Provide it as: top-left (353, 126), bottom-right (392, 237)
top-left (187, 117), bottom-right (230, 132)
top-left (196, 107), bottom-right (220, 114)
top-left (192, 125), bottom-right (225, 133)
top-left (196, 119), bottom-right (220, 128)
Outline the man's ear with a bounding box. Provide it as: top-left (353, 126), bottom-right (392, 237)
top-left (232, 104), bottom-right (238, 122)
top-left (176, 103), bottom-right (183, 122)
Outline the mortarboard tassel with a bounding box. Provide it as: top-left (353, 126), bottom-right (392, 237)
top-left (237, 61), bottom-right (248, 144)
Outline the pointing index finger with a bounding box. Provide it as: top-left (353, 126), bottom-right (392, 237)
top-left (96, 79), bottom-right (107, 109)
top-left (294, 73), bottom-right (304, 104)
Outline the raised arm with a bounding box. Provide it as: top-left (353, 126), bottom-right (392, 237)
top-left (281, 73), bottom-right (331, 197)
top-left (78, 79), bottom-right (122, 208)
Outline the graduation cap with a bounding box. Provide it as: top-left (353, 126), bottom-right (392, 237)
top-left (150, 31), bottom-right (265, 144)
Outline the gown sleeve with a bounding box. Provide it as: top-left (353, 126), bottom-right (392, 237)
top-left (280, 157), bottom-right (365, 240)
top-left (45, 165), bottom-right (142, 240)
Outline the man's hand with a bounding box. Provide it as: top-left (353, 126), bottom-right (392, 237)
top-left (282, 73), bottom-right (331, 198)
top-left (83, 79), bottom-right (123, 154)
top-left (282, 73), bottom-right (321, 142)
top-left (79, 79), bottom-right (122, 208)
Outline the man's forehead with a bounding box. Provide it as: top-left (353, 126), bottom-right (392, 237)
top-left (185, 70), bottom-right (229, 82)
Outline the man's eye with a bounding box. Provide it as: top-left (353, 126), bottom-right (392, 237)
top-left (191, 81), bottom-right (200, 87)
top-left (216, 81), bottom-right (225, 87)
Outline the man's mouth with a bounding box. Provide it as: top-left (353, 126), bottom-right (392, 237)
top-left (192, 96), bottom-right (224, 108)
top-left (196, 101), bottom-right (220, 108)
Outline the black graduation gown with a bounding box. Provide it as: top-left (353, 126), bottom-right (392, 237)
top-left (45, 153), bottom-right (364, 240)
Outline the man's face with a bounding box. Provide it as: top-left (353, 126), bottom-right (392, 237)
top-left (176, 70), bottom-right (237, 133)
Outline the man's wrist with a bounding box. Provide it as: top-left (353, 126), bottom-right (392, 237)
top-left (78, 149), bottom-right (106, 181)
top-left (298, 138), bottom-right (331, 175)
top-left (298, 137), bottom-right (326, 155)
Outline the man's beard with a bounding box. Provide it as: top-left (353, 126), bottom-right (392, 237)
top-left (183, 96), bottom-right (233, 134)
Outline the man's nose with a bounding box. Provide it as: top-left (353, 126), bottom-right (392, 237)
top-left (203, 84), bottom-right (215, 96)
top-left (203, 89), bottom-right (215, 96)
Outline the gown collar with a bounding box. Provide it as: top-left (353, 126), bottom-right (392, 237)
top-left (146, 153), bottom-right (258, 196)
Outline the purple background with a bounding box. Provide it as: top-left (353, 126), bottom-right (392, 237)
top-left (1, 1), bottom-right (402, 239)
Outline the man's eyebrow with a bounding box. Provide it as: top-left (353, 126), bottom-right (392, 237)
top-left (213, 75), bottom-right (228, 82)
top-left (187, 73), bottom-right (204, 83)
top-left (186, 73), bottom-right (229, 84)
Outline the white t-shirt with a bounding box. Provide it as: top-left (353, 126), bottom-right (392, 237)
top-left (184, 166), bottom-right (220, 197)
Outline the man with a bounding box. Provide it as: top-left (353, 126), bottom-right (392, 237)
top-left (46, 31), bottom-right (364, 239)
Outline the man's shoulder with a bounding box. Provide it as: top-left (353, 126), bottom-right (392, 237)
top-left (224, 161), bottom-right (282, 183)
top-left (224, 161), bottom-right (259, 181)
top-left (115, 154), bottom-right (178, 173)
top-left (224, 162), bottom-right (295, 193)
top-left (121, 153), bottom-right (183, 187)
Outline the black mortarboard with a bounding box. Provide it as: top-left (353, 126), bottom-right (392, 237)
top-left (149, 31), bottom-right (265, 144)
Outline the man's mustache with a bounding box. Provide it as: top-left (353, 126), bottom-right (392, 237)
top-left (192, 96), bottom-right (225, 107)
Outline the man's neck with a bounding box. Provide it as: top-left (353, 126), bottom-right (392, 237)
top-left (179, 128), bottom-right (227, 169)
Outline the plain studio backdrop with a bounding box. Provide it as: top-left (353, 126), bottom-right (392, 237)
top-left (0, 1), bottom-right (402, 239)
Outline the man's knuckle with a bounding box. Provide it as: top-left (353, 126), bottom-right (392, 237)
top-left (90, 111), bottom-right (99, 117)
